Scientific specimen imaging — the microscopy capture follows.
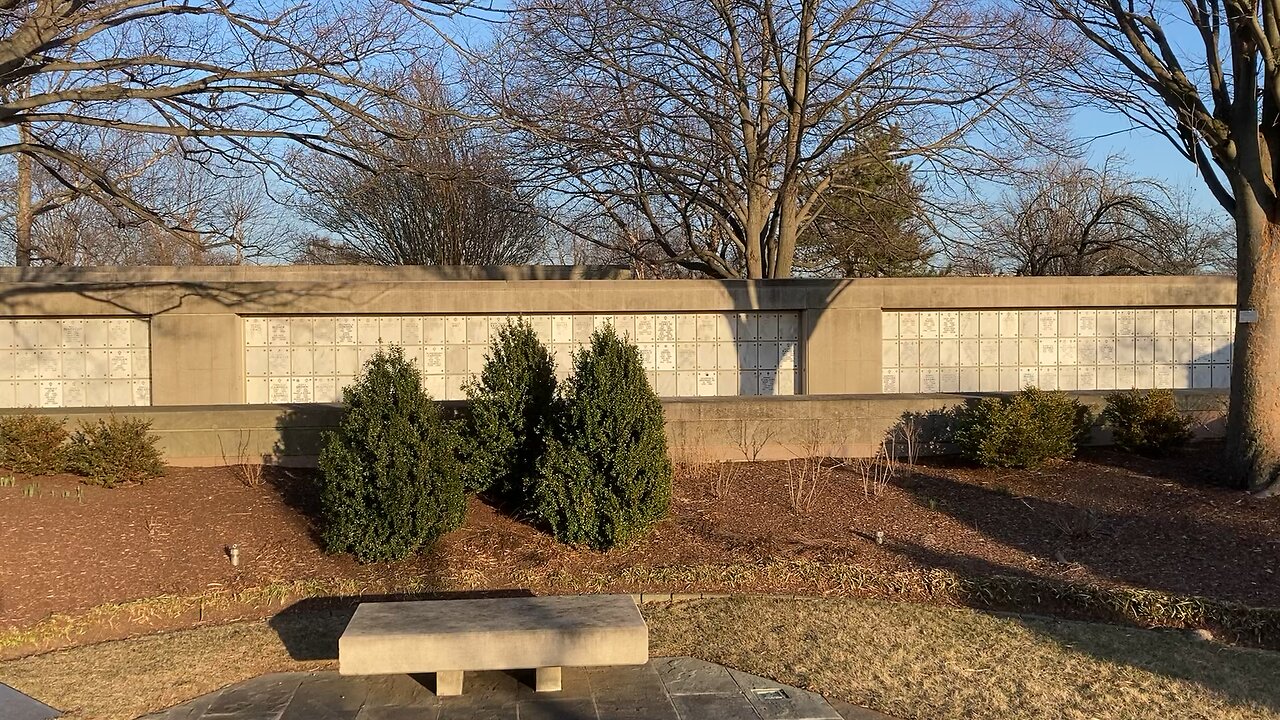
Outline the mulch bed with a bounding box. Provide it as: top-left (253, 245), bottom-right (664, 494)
top-left (2, 441), bottom-right (1277, 640)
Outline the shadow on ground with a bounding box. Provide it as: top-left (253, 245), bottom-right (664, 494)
top-left (895, 472), bottom-right (1279, 604)
top-left (878, 465), bottom-right (1280, 711)
top-left (1011, 610), bottom-right (1280, 714)
top-left (269, 589), bottom-right (536, 661)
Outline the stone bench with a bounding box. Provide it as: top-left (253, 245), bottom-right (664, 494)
top-left (337, 594), bottom-right (648, 696)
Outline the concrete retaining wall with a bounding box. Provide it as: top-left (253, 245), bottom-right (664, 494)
top-left (0, 268), bottom-right (1237, 409)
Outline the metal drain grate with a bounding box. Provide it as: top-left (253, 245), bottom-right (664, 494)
top-left (752, 688), bottom-right (789, 701)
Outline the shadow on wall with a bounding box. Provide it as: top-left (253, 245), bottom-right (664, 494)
top-left (271, 404), bottom-right (344, 466)
top-left (886, 408), bottom-right (954, 459)
top-left (0, 273), bottom-right (358, 316)
top-left (268, 401), bottom-right (470, 465)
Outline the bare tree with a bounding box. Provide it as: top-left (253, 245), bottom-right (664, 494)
top-left (479, 0), bottom-right (1066, 279)
top-left (0, 131), bottom-right (291, 264)
top-left (0, 0), bottom-right (471, 265)
top-left (962, 157), bottom-right (1233, 276)
top-left (292, 72), bottom-right (546, 266)
top-left (1030, 0), bottom-right (1279, 492)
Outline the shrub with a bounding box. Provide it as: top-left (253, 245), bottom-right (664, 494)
top-left (952, 387), bottom-right (1093, 468)
top-left (533, 326), bottom-right (672, 550)
top-left (1101, 389), bottom-right (1193, 456)
top-left (318, 346), bottom-right (465, 563)
top-left (0, 414), bottom-right (68, 475)
top-left (66, 416), bottom-right (165, 487)
top-left (462, 318), bottom-right (558, 505)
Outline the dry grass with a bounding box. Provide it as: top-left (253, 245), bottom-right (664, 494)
top-left (0, 616), bottom-right (336, 720)
top-left (647, 596), bottom-right (1280, 720)
top-left (5, 595), bottom-right (1279, 720)
top-left (0, 577), bottom-right (364, 656)
top-left (12, 557), bottom-right (1280, 662)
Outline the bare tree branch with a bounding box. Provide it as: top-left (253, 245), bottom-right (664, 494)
top-left (0, 0), bottom-right (479, 264)
top-left (477, 0), bottom-right (1070, 279)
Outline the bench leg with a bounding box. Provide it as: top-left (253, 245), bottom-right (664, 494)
top-left (436, 670), bottom-right (464, 697)
top-left (536, 666), bottom-right (562, 693)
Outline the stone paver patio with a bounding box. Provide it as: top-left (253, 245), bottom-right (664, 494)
top-left (140, 657), bottom-right (896, 720)
top-left (0, 682), bottom-right (60, 720)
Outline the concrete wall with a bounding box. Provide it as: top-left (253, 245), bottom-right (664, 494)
top-left (242, 311), bottom-right (803, 402)
top-left (0, 268), bottom-right (1236, 409)
top-left (0, 390), bottom-right (1229, 466)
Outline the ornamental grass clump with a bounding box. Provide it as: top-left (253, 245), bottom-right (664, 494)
top-left (318, 346), bottom-right (464, 563)
top-left (462, 318), bottom-right (558, 506)
top-left (952, 387), bottom-right (1093, 468)
top-left (533, 326), bottom-right (672, 550)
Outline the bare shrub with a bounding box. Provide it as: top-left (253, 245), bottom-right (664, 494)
top-left (673, 420), bottom-right (776, 500)
top-left (220, 431), bottom-right (265, 488)
top-left (895, 414), bottom-right (922, 466)
top-left (710, 461), bottom-right (741, 500)
top-left (735, 420), bottom-right (778, 462)
top-left (851, 435), bottom-right (901, 498)
top-left (235, 458), bottom-right (265, 489)
top-left (671, 426), bottom-right (709, 484)
top-left (1180, 392), bottom-right (1230, 438)
top-left (782, 421), bottom-right (847, 513)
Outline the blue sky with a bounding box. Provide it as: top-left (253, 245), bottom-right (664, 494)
top-left (1074, 108), bottom-right (1222, 213)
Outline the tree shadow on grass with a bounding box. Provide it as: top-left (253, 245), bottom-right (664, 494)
top-left (873, 458), bottom-right (1280, 712)
top-left (1018, 613), bottom-right (1280, 714)
top-left (887, 538), bottom-right (1280, 713)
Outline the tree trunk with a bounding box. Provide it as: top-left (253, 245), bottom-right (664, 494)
top-left (1225, 196), bottom-right (1280, 495)
top-left (743, 185), bottom-right (768, 279)
top-left (14, 126), bottom-right (31, 266)
top-left (774, 195), bottom-right (798, 278)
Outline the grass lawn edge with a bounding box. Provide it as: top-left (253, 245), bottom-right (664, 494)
top-left (6, 559), bottom-right (1280, 660)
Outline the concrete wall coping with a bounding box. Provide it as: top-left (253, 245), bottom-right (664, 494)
top-left (0, 273), bottom-right (1237, 317)
top-left (0, 265), bottom-right (631, 283)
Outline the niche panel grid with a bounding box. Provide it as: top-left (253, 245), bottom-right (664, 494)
top-left (0, 318), bottom-right (152, 408)
top-left (881, 308), bottom-right (1234, 394)
top-left (243, 313), bottom-right (801, 403)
